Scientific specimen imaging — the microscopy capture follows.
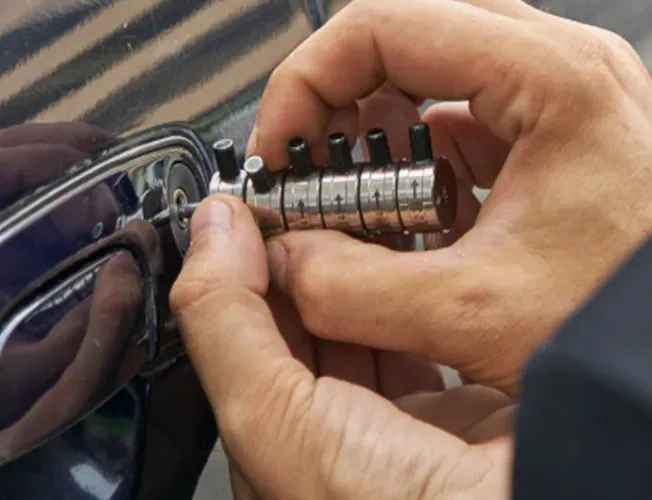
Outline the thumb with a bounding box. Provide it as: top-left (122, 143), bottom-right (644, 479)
top-left (175, 195), bottom-right (269, 305)
top-left (170, 194), bottom-right (292, 408)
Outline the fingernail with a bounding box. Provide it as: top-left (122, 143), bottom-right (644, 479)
top-left (266, 240), bottom-right (287, 290)
top-left (246, 125), bottom-right (258, 156)
top-left (191, 200), bottom-right (233, 237)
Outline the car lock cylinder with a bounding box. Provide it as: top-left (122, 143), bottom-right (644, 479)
top-left (179, 123), bottom-right (458, 238)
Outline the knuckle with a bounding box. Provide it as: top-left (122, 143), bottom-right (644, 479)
top-left (220, 392), bottom-right (266, 441)
top-left (218, 399), bottom-right (248, 439)
top-left (423, 260), bottom-right (502, 356)
top-left (168, 279), bottom-right (189, 315)
top-left (169, 270), bottom-right (228, 316)
top-left (289, 251), bottom-right (336, 333)
top-left (524, 31), bottom-right (619, 122)
top-left (348, 0), bottom-right (373, 14)
top-left (344, 0), bottom-right (388, 30)
top-left (267, 62), bottom-right (287, 88)
top-left (576, 33), bottom-right (615, 66)
top-left (425, 446), bottom-right (494, 498)
top-left (265, 366), bottom-right (316, 440)
top-left (589, 26), bottom-right (639, 61)
top-left (563, 28), bottom-right (650, 110)
top-left (589, 29), bottom-right (651, 87)
top-left (282, 236), bottom-right (361, 335)
top-left (447, 275), bottom-right (496, 333)
top-left (571, 30), bottom-right (629, 83)
top-left (570, 37), bottom-right (620, 90)
top-left (218, 397), bottom-right (273, 455)
top-left (219, 362), bottom-right (315, 452)
top-left (603, 32), bottom-right (635, 56)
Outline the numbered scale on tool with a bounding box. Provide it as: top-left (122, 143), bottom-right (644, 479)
top-left (206, 122), bottom-right (457, 238)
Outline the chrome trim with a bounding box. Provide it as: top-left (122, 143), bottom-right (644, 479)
top-left (0, 125), bottom-right (214, 246)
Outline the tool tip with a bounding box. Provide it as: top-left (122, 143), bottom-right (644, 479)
top-left (174, 202), bottom-right (200, 220)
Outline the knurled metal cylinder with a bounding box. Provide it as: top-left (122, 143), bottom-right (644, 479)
top-left (283, 170), bottom-right (323, 231)
top-left (358, 164), bottom-right (402, 233)
top-left (242, 176), bottom-right (285, 237)
top-left (209, 172), bottom-right (246, 198)
top-left (207, 156), bottom-right (456, 238)
top-left (396, 160), bottom-right (438, 232)
top-left (320, 168), bottom-right (365, 234)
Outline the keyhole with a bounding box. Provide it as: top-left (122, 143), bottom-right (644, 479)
top-left (173, 188), bottom-right (190, 229)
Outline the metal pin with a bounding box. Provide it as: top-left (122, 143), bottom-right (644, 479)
top-left (174, 202), bottom-right (200, 219)
top-left (365, 128), bottom-right (392, 167)
top-left (213, 138), bottom-right (240, 181)
top-left (244, 155), bottom-right (276, 194)
top-left (288, 137), bottom-right (315, 177)
top-left (328, 133), bottom-right (354, 173)
top-left (409, 123), bottom-right (434, 163)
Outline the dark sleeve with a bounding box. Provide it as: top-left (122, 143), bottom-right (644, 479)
top-left (512, 236), bottom-right (652, 500)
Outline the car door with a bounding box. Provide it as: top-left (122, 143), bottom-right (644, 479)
top-left (0, 2), bottom-right (352, 499)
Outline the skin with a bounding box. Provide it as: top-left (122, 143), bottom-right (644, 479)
top-left (170, 0), bottom-right (652, 498)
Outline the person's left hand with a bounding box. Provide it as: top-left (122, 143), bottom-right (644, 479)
top-left (171, 195), bottom-right (514, 499)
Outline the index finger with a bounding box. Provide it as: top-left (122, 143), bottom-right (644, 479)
top-left (251, 0), bottom-right (547, 169)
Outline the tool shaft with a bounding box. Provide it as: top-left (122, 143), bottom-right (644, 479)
top-left (176, 123), bottom-right (457, 238)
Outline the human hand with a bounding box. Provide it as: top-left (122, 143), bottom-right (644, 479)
top-left (0, 250), bottom-right (143, 462)
top-left (0, 121), bottom-right (113, 208)
top-left (0, 120), bottom-right (118, 427)
top-left (171, 196), bottom-right (514, 499)
top-left (246, 0), bottom-right (652, 395)
top-left (0, 122), bottom-right (116, 304)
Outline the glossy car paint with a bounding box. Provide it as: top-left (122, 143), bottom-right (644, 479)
top-left (0, 1), bottom-right (352, 498)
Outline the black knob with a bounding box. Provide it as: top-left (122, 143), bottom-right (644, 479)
top-left (244, 155), bottom-right (276, 194)
top-left (213, 138), bottom-right (240, 181)
top-left (288, 137), bottom-right (314, 177)
top-left (328, 133), bottom-right (354, 173)
top-left (409, 122), bottom-right (434, 163)
top-left (365, 128), bottom-right (392, 167)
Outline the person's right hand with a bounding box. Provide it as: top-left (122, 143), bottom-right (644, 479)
top-left (246, 0), bottom-right (652, 396)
